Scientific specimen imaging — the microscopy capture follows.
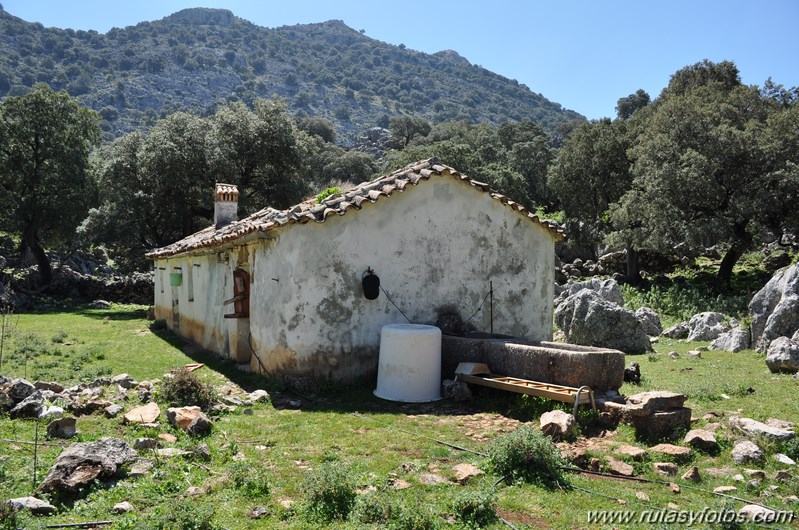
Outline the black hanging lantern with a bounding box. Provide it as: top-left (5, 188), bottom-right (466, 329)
top-left (362, 267), bottom-right (380, 300)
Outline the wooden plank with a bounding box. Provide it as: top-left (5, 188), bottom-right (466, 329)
top-left (456, 374), bottom-right (592, 405)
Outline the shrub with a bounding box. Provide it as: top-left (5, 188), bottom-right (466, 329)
top-left (161, 368), bottom-right (217, 410)
top-left (51, 330), bottom-right (68, 343)
top-left (315, 186), bottom-right (341, 203)
top-left (487, 424), bottom-right (568, 488)
top-left (229, 461), bottom-right (270, 499)
top-left (302, 462), bottom-right (356, 522)
top-left (352, 493), bottom-right (396, 525)
top-left (143, 501), bottom-right (220, 530)
top-left (451, 489), bottom-right (498, 528)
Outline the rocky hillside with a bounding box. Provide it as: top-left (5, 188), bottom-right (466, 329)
top-left (0, 6), bottom-right (584, 143)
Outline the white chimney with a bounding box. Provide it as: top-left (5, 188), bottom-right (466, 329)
top-left (214, 183), bottom-right (239, 228)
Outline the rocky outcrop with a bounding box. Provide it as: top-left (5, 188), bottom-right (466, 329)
top-left (750, 262), bottom-right (799, 353)
top-left (38, 438), bottom-right (136, 493)
top-left (635, 307), bottom-right (662, 336)
top-left (765, 336), bottom-right (799, 373)
top-left (555, 290), bottom-right (651, 354)
top-left (710, 326), bottom-right (751, 353)
top-left (730, 416), bottom-right (795, 440)
top-left (555, 277), bottom-right (624, 306)
top-left (687, 312), bottom-right (729, 342)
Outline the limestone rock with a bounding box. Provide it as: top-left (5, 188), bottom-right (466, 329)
top-left (683, 429), bottom-right (718, 452)
top-left (539, 410), bottom-right (575, 439)
top-left (419, 473), bottom-right (450, 485)
top-left (775, 453), bottom-right (796, 466)
top-left (606, 456), bottom-right (634, 477)
top-left (39, 405), bottom-right (64, 420)
top-left (649, 444), bottom-right (691, 461)
top-left (34, 381), bottom-right (65, 393)
top-left (662, 322), bottom-right (689, 339)
top-left (731, 440), bottom-right (764, 464)
top-left (187, 412), bottom-right (213, 435)
top-left (554, 290), bottom-right (651, 354)
top-left (38, 438), bottom-right (136, 493)
top-left (156, 448), bottom-right (191, 458)
top-left (452, 463), bottom-right (484, 483)
top-left (249, 389), bottom-right (270, 403)
top-left (124, 402), bottom-right (160, 424)
top-left (442, 379), bottom-right (472, 402)
top-left (554, 277), bottom-right (625, 306)
top-left (625, 391), bottom-right (687, 415)
top-left (47, 417), bottom-right (77, 439)
top-left (739, 505), bottom-right (777, 523)
top-left (615, 444), bottom-right (647, 461)
top-left (687, 312), bottom-right (728, 342)
top-left (636, 307), bottom-right (663, 336)
top-left (8, 378), bottom-right (36, 402)
top-left (714, 485), bottom-right (738, 493)
top-left (134, 438), bottom-right (160, 450)
top-left (10, 390), bottom-right (44, 418)
top-left (111, 373), bottom-right (137, 389)
top-left (8, 496), bottom-right (56, 515)
top-left (750, 262), bottom-right (799, 352)
top-left (765, 336), bottom-right (799, 373)
top-left (167, 406), bottom-right (205, 431)
top-left (113, 501), bottom-right (134, 513)
top-left (653, 462), bottom-right (678, 475)
top-left (710, 326), bottom-right (751, 353)
top-left (104, 403), bottom-right (124, 418)
top-left (729, 416), bottom-right (795, 441)
top-left (681, 466), bottom-right (701, 482)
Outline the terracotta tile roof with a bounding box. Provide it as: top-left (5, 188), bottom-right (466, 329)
top-left (146, 159), bottom-right (566, 260)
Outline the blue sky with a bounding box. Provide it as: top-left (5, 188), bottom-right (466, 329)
top-left (3, 0), bottom-right (797, 120)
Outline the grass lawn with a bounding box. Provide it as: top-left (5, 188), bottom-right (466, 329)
top-left (1, 305), bottom-right (798, 529)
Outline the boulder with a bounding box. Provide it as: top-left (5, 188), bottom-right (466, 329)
top-left (124, 402), bottom-right (160, 424)
top-left (452, 463), bottom-right (484, 483)
top-left (661, 322), bottom-right (689, 339)
top-left (8, 378), bottom-right (36, 403)
top-left (555, 290), bottom-right (651, 354)
top-left (10, 390), bottom-right (44, 418)
top-left (554, 277), bottom-right (624, 306)
top-left (606, 456), bottom-right (634, 477)
top-left (539, 410), bottom-right (575, 439)
top-left (47, 417), bottom-right (78, 438)
top-left (710, 326), bottom-right (751, 353)
top-left (765, 337), bottom-right (799, 373)
top-left (653, 462), bottom-right (678, 475)
top-left (635, 307), bottom-right (663, 336)
top-left (729, 417), bottom-right (795, 441)
top-left (626, 391), bottom-right (687, 414)
top-left (750, 262), bottom-right (799, 353)
top-left (113, 501), bottom-right (135, 514)
top-left (38, 438), bottom-right (136, 493)
top-left (167, 406), bottom-right (204, 430)
top-left (249, 389), bottom-right (270, 403)
top-left (687, 312), bottom-right (728, 342)
top-left (8, 496), bottom-right (56, 515)
top-left (187, 412), bottom-right (213, 435)
top-left (442, 379), bottom-right (472, 402)
top-left (683, 429), bottom-right (718, 452)
top-left (732, 440), bottom-right (765, 464)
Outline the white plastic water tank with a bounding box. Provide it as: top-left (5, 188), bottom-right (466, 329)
top-left (374, 324), bottom-right (442, 402)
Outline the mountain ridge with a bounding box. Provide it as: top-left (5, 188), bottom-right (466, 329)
top-left (0, 6), bottom-right (585, 142)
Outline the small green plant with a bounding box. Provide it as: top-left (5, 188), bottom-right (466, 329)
top-left (352, 492), bottom-right (396, 525)
top-left (451, 489), bottom-right (498, 528)
top-left (51, 330), bottom-right (68, 343)
top-left (315, 186), bottom-right (341, 204)
top-left (229, 461), bottom-right (270, 499)
top-left (143, 501), bottom-right (221, 530)
top-left (161, 368), bottom-right (217, 410)
top-left (392, 503), bottom-right (442, 530)
top-left (302, 462), bottom-right (356, 522)
top-left (487, 424), bottom-right (568, 488)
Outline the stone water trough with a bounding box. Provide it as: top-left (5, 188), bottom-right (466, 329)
top-left (441, 334), bottom-right (625, 392)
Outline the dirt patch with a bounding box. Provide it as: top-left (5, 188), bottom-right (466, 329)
top-left (496, 507), bottom-right (551, 529)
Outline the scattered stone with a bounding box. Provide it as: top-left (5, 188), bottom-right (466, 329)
top-left (34, 381), bottom-right (65, 393)
top-left (681, 466), bottom-right (701, 482)
top-left (649, 443), bottom-right (691, 461)
top-left (167, 406), bottom-right (203, 430)
top-left (733, 474), bottom-right (746, 482)
top-left (745, 469), bottom-right (766, 480)
top-left (685, 350), bottom-right (702, 358)
top-left (113, 501), bottom-right (134, 514)
top-left (704, 422), bottom-right (722, 432)
top-left (232, 452), bottom-right (246, 461)
top-left (39, 405), bottom-right (64, 420)
top-left (128, 458), bottom-right (153, 477)
top-left (606, 456), bottom-right (635, 477)
top-left (138, 386), bottom-right (153, 403)
top-left (539, 410), bottom-right (575, 439)
top-left (248, 506), bottom-right (269, 519)
top-left (134, 438), bottom-right (160, 450)
top-left (714, 486), bottom-right (738, 494)
top-left (668, 351), bottom-right (680, 358)
top-left (615, 444), bottom-right (647, 461)
top-left (46, 417), bottom-right (77, 439)
top-left (669, 483), bottom-right (681, 494)
top-left (243, 408), bottom-right (253, 415)
top-left (687, 312), bottom-right (728, 341)
top-left (739, 505), bottom-right (777, 523)
top-left (221, 395), bottom-right (244, 407)
top-left (625, 392), bottom-right (686, 413)
top-left (729, 416), bottom-right (795, 440)
top-left (766, 336), bottom-right (799, 373)
top-left (773, 470), bottom-right (792, 481)
top-left (187, 413), bottom-right (213, 435)
top-left (653, 462), bottom-right (678, 476)
top-left (193, 444), bottom-right (211, 462)
top-left (8, 496), bottom-right (56, 515)
top-left (124, 402), bottom-right (161, 424)
top-left (452, 463), bottom-right (483, 483)
top-left (774, 453), bottom-right (796, 466)
top-left (156, 448), bottom-right (191, 458)
top-left (419, 473), bottom-right (449, 485)
top-left (111, 374), bottom-right (137, 389)
top-left (784, 495), bottom-right (799, 503)
top-left (104, 404), bottom-right (123, 418)
top-left (249, 389), bottom-right (270, 403)
top-left (8, 379), bottom-right (36, 402)
top-left (662, 323), bottom-right (689, 339)
top-left (731, 440), bottom-right (765, 464)
top-left (38, 438), bottom-right (136, 493)
top-left (636, 307), bottom-right (663, 336)
top-left (635, 491), bottom-right (650, 502)
top-left (158, 433), bottom-right (178, 443)
top-left (442, 379), bottom-right (472, 401)
top-left (710, 326), bottom-right (751, 353)
top-left (683, 429), bottom-right (718, 452)
top-left (623, 363), bottom-right (641, 384)
top-left (554, 277), bottom-right (625, 306)
top-left (750, 262), bottom-right (799, 353)
top-left (10, 391), bottom-right (44, 418)
top-left (187, 486), bottom-right (203, 497)
top-left (766, 418), bottom-right (794, 430)
top-left (667, 502), bottom-right (680, 510)
top-left (391, 479), bottom-right (412, 490)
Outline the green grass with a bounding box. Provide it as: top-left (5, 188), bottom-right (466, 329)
top-left (1, 304), bottom-right (799, 529)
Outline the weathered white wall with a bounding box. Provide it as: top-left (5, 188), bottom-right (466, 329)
top-left (247, 178), bottom-right (556, 386)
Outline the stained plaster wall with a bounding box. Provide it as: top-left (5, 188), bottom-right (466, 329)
top-left (247, 178), bottom-right (556, 386)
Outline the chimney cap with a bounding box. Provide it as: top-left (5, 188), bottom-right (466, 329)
top-left (214, 183), bottom-right (239, 202)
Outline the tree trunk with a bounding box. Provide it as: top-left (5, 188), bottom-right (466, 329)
top-left (717, 238), bottom-right (751, 287)
top-left (625, 244), bottom-right (642, 285)
top-left (20, 226), bottom-right (52, 285)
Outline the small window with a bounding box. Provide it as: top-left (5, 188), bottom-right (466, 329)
top-left (187, 262), bottom-right (194, 302)
top-left (158, 267), bottom-right (165, 293)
